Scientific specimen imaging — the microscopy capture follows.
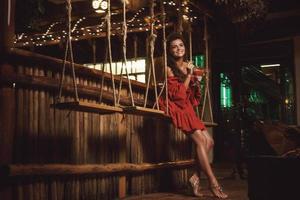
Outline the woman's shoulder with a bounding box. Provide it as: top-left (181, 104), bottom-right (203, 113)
top-left (167, 66), bottom-right (175, 77)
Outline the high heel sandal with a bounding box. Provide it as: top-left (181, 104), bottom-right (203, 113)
top-left (189, 174), bottom-right (203, 197)
top-left (209, 183), bottom-right (228, 199)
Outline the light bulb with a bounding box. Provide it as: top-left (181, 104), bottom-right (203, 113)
top-left (100, 0), bottom-right (108, 10)
top-left (92, 0), bottom-right (101, 10)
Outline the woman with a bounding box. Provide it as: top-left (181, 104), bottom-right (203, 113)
top-left (159, 32), bottom-right (228, 199)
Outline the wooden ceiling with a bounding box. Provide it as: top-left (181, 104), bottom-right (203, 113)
top-left (14, 0), bottom-right (300, 47)
top-left (15, 0), bottom-right (212, 47)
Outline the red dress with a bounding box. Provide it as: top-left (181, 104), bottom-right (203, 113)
top-left (159, 76), bottom-right (206, 133)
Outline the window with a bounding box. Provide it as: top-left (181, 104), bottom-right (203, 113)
top-left (84, 58), bottom-right (146, 83)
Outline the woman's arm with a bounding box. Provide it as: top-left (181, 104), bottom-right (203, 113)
top-left (184, 63), bottom-right (194, 88)
top-left (184, 74), bottom-right (192, 89)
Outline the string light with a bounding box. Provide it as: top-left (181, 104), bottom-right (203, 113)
top-left (15, 2), bottom-right (202, 47)
top-left (72, 17), bottom-right (85, 33)
top-left (45, 22), bottom-right (60, 35)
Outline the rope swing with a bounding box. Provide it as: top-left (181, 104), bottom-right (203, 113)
top-left (53, 0), bottom-right (122, 114)
top-left (161, 0), bottom-right (169, 115)
top-left (58, 0), bottom-right (78, 103)
top-left (117, 0), bottom-right (135, 106)
top-left (144, 0), bottom-right (159, 110)
top-left (106, 0), bottom-right (117, 106)
top-left (183, 2), bottom-right (215, 125)
top-left (200, 15), bottom-right (214, 123)
top-left (122, 0), bottom-right (165, 117)
top-left (152, 0), bottom-right (169, 114)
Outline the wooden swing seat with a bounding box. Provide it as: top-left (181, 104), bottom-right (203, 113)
top-left (203, 121), bottom-right (218, 127)
top-left (52, 101), bottom-right (123, 114)
top-left (122, 106), bottom-right (170, 118)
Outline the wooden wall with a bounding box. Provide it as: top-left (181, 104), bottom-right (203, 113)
top-left (0, 49), bottom-right (196, 199)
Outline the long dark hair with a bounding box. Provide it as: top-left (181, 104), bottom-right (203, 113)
top-left (166, 32), bottom-right (189, 82)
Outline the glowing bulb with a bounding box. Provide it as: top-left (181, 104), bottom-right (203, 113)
top-left (92, 0), bottom-right (101, 9)
top-left (100, 1), bottom-right (108, 10)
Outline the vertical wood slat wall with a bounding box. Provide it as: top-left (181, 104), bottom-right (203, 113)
top-left (1, 50), bottom-right (194, 200)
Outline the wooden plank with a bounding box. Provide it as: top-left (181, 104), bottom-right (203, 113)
top-left (117, 113), bottom-right (127, 198)
top-left (51, 101), bottom-right (123, 114)
top-left (33, 68), bottom-right (39, 163)
top-left (1, 160), bottom-right (195, 177)
top-left (123, 106), bottom-right (167, 118)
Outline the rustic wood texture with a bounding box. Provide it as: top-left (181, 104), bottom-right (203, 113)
top-left (0, 49), bottom-right (215, 199)
top-left (0, 63), bottom-right (16, 200)
top-left (123, 106), bottom-right (166, 117)
top-left (52, 101), bottom-right (123, 114)
top-left (2, 160), bottom-right (195, 177)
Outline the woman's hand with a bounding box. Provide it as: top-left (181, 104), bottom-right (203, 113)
top-left (187, 61), bottom-right (195, 75)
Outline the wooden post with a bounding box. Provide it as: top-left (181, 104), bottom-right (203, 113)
top-left (0, 0), bottom-right (15, 55)
top-left (117, 114), bottom-right (127, 198)
top-left (0, 1), bottom-right (16, 199)
top-left (0, 65), bottom-right (15, 200)
top-left (294, 36), bottom-right (300, 125)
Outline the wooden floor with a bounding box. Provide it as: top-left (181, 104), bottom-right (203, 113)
top-left (122, 164), bottom-right (248, 200)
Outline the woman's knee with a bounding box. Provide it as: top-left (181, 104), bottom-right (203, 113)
top-left (191, 130), bottom-right (207, 146)
top-left (207, 138), bottom-right (214, 150)
top-left (202, 130), bottom-right (214, 150)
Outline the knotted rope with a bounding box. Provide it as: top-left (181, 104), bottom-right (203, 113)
top-left (106, 0), bottom-right (117, 106)
top-left (144, 0), bottom-right (160, 109)
top-left (58, 0), bottom-right (78, 102)
top-left (117, 0), bottom-right (135, 106)
top-left (201, 15), bottom-right (214, 122)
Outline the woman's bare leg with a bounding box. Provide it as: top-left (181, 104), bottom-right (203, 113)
top-left (191, 129), bottom-right (214, 189)
top-left (190, 130), bottom-right (228, 199)
top-left (202, 130), bottom-right (214, 152)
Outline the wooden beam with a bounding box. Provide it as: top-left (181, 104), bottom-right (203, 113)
top-left (0, 160), bottom-right (196, 177)
top-left (0, 73), bottom-right (145, 106)
top-left (8, 48), bottom-right (147, 90)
